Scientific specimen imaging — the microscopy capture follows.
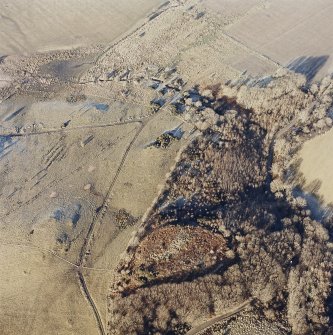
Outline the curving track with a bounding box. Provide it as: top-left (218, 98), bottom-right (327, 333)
top-left (186, 299), bottom-right (253, 335)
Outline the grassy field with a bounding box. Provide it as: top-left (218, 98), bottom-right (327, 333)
top-left (0, 0), bottom-right (163, 54)
top-left (226, 0), bottom-right (333, 80)
top-left (299, 128), bottom-right (333, 205)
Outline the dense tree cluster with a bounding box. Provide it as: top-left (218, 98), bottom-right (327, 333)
top-left (109, 72), bottom-right (333, 335)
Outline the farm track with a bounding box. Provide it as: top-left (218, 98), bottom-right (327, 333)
top-left (77, 120), bottom-right (146, 266)
top-left (186, 299), bottom-right (253, 335)
top-left (78, 271), bottom-right (106, 335)
top-left (0, 117), bottom-right (151, 138)
top-left (76, 121), bottom-right (146, 335)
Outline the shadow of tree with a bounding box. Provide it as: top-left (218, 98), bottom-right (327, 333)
top-left (287, 55), bottom-right (329, 83)
top-left (136, 299), bottom-right (191, 335)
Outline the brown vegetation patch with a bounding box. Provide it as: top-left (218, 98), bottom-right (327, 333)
top-left (132, 225), bottom-right (227, 282)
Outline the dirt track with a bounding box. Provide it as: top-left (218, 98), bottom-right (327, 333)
top-left (186, 299), bottom-right (253, 335)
